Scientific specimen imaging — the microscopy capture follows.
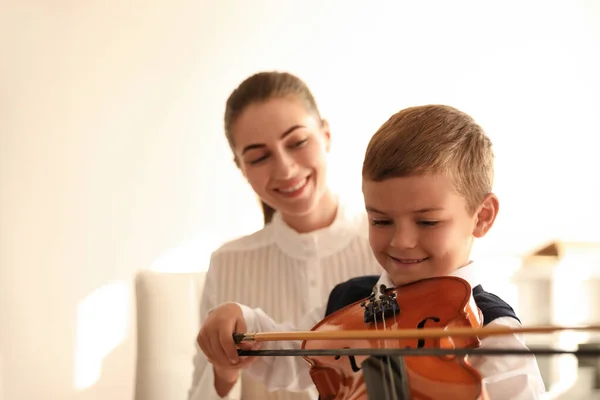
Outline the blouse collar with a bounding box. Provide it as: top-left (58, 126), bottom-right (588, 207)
top-left (270, 199), bottom-right (368, 260)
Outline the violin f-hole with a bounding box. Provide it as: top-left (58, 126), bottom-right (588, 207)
top-left (335, 347), bottom-right (361, 372)
top-left (403, 316), bottom-right (441, 349)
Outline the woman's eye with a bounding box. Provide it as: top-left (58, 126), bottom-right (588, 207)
top-left (248, 155), bottom-right (269, 165)
top-left (246, 138), bottom-right (307, 165)
top-left (292, 138), bottom-right (308, 148)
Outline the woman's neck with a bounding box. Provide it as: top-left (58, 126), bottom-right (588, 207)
top-left (281, 190), bottom-right (339, 234)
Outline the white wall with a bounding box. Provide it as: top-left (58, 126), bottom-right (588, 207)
top-left (1, 1), bottom-right (599, 399)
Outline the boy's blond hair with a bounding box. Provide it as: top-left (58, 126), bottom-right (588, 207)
top-left (362, 104), bottom-right (494, 213)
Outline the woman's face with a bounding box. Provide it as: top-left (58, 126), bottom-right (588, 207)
top-left (231, 96), bottom-right (331, 219)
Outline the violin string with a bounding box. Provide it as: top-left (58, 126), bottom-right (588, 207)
top-left (387, 297), bottom-right (399, 400)
top-left (382, 309), bottom-right (394, 400)
top-left (374, 305), bottom-right (391, 400)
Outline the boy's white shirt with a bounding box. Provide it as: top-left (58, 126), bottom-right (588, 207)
top-left (236, 262), bottom-right (547, 399)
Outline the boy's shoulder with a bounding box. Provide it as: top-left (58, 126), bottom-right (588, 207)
top-left (324, 276), bottom-right (521, 326)
top-left (325, 275), bottom-right (380, 317)
top-left (472, 284), bottom-right (521, 325)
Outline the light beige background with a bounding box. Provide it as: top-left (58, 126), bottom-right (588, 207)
top-left (1, 1), bottom-right (599, 399)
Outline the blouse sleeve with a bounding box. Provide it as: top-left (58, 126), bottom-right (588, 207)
top-left (188, 256), bottom-right (242, 400)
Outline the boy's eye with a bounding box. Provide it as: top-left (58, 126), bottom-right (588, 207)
top-left (418, 220), bottom-right (440, 227)
top-left (371, 219), bottom-right (392, 226)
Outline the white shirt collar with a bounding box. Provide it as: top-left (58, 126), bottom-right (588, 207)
top-left (375, 261), bottom-right (482, 290)
top-left (270, 199), bottom-right (368, 260)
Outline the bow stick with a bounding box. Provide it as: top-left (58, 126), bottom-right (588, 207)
top-left (234, 324), bottom-right (600, 343)
top-left (237, 348), bottom-right (600, 357)
top-left (233, 324), bottom-right (600, 357)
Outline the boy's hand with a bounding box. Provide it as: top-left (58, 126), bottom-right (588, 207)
top-left (197, 302), bottom-right (261, 375)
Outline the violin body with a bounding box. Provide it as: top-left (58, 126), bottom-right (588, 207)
top-left (301, 276), bottom-right (488, 400)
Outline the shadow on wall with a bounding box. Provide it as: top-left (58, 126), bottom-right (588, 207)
top-left (73, 281), bottom-right (132, 399)
top-left (68, 233), bottom-right (229, 400)
top-left (74, 341), bottom-right (132, 400)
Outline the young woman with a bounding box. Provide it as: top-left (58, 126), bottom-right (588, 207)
top-left (188, 71), bottom-right (381, 400)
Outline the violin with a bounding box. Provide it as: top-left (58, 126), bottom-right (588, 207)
top-left (307, 276), bottom-right (485, 399)
top-left (233, 276), bottom-right (600, 400)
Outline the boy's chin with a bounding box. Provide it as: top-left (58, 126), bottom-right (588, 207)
top-left (388, 274), bottom-right (421, 288)
top-left (388, 270), bottom-right (442, 288)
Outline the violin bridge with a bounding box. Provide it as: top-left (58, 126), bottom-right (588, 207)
top-left (361, 284), bottom-right (400, 324)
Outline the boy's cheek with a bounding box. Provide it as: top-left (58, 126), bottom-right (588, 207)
top-left (372, 252), bottom-right (388, 271)
top-left (380, 263), bottom-right (397, 281)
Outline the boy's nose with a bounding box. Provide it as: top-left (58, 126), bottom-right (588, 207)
top-left (389, 227), bottom-right (418, 250)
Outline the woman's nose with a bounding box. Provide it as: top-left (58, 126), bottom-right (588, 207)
top-left (272, 152), bottom-right (298, 179)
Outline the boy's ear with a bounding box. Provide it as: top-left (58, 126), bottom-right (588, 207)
top-left (321, 119), bottom-right (331, 152)
top-left (472, 193), bottom-right (499, 238)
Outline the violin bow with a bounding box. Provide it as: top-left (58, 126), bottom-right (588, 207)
top-left (234, 324), bottom-right (600, 357)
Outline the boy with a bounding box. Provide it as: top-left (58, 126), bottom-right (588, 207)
top-left (197, 105), bottom-right (546, 399)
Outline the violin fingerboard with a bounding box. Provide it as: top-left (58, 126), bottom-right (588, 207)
top-left (361, 356), bottom-right (411, 400)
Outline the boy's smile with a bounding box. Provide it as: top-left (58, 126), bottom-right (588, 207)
top-left (362, 173), bottom-right (498, 287)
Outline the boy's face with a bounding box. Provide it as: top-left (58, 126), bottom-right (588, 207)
top-left (362, 173), bottom-right (498, 287)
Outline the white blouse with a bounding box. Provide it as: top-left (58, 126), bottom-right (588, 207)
top-left (188, 203), bottom-right (382, 400)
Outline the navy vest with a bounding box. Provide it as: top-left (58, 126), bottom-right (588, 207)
top-left (324, 275), bottom-right (520, 325)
